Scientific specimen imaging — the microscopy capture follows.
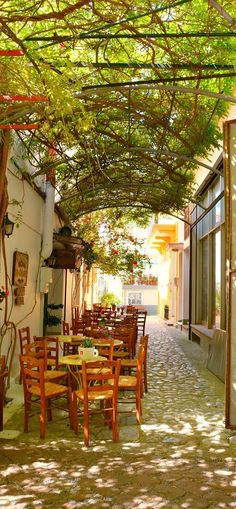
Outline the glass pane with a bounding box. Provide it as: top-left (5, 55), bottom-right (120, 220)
top-left (212, 178), bottom-right (222, 226)
top-left (128, 293), bottom-right (142, 305)
top-left (213, 230), bottom-right (221, 328)
top-left (202, 212), bottom-right (209, 236)
top-left (212, 197), bottom-right (222, 226)
top-left (202, 238), bottom-right (208, 322)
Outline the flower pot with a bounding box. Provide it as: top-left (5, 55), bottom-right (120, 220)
top-left (78, 347), bottom-right (98, 360)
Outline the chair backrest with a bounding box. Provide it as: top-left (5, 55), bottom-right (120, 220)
top-left (118, 321), bottom-right (137, 355)
top-left (96, 339), bottom-right (114, 361)
top-left (19, 354), bottom-right (45, 397)
top-left (111, 327), bottom-right (133, 357)
top-left (136, 344), bottom-right (145, 389)
top-left (89, 326), bottom-right (109, 339)
top-left (140, 335), bottom-right (148, 364)
top-left (18, 326), bottom-right (31, 355)
top-left (137, 311), bottom-right (147, 333)
top-left (72, 319), bottom-right (85, 335)
top-left (62, 321), bottom-right (70, 335)
top-left (82, 359), bottom-right (121, 402)
top-left (72, 306), bottom-right (80, 322)
top-left (126, 305), bottom-right (136, 314)
top-left (33, 336), bottom-right (59, 369)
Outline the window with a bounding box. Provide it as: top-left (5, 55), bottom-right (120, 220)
top-left (128, 292), bottom-right (142, 305)
top-left (192, 170), bottom-right (225, 330)
top-left (201, 237), bottom-right (208, 324)
top-left (213, 230), bottom-right (221, 328)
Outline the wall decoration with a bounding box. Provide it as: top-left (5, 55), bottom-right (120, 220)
top-left (12, 251), bottom-right (29, 287)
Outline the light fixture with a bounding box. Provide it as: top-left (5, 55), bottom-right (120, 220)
top-left (46, 254), bottom-right (57, 267)
top-left (4, 213), bottom-right (15, 238)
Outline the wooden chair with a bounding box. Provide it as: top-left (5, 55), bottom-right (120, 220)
top-left (19, 355), bottom-right (73, 439)
top-left (115, 345), bottom-right (145, 424)
top-left (0, 356), bottom-right (8, 431)
top-left (121, 335), bottom-right (149, 394)
top-left (86, 340), bottom-right (115, 378)
top-left (126, 305), bottom-right (136, 314)
top-left (112, 327), bottom-right (133, 359)
top-left (62, 321), bottom-right (70, 335)
top-left (96, 339), bottom-right (114, 361)
top-left (71, 319), bottom-right (85, 335)
top-left (31, 337), bottom-right (68, 383)
top-left (121, 320), bottom-right (137, 357)
top-left (62, 322), bottom-right (78, 355)
top-left (18, 326), bottom-right (31, 384)
top-left (137, 311), bottom-right (147, 336)
top-left (73, 359), bottom-right (121, 446)
top-left (87, 326), bottom-right (109, 339)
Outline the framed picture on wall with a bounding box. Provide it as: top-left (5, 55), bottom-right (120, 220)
top-left (12, 251), bottom-right (29, 287)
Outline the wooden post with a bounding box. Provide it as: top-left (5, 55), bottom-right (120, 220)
top-left (224, 119), bottom-right (236, 428)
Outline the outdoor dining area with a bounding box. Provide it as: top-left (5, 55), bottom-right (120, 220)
top-left (16, 305), bottom-right (148, 446)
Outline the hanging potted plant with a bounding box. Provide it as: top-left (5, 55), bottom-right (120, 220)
top-left (0, 286), bottom-right (9, 309)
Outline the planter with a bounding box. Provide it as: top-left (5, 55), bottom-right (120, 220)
top-left (78, 347), bottom-right (98, 360)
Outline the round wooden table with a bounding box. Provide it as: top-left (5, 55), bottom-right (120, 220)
top-left (59, 354), bottom-right (107, 390)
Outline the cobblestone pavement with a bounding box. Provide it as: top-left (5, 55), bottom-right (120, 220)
top-left (0, 317), bottom-right (236, 509)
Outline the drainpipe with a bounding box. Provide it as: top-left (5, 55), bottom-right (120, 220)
top-left (41, 161), bottom-right (55, 263)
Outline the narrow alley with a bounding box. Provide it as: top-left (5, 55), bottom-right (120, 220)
top-left (0, 317), bottom-right (235, 509)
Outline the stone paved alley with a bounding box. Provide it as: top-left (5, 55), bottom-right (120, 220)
top-left (0, 317), bottom-right (236, 509)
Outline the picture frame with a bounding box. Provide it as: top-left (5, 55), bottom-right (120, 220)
top-left (12, 251), bottom-right (29, 287)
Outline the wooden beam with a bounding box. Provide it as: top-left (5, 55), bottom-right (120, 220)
top-left (0, 124), bottom-right (39, 130)
top-left (0, 50), bottom-right (24, 56)
top-left (0, 95), bottom-right (48, 102)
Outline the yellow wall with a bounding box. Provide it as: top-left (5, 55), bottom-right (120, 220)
top-left (147, 218), bottom-right (178, 320)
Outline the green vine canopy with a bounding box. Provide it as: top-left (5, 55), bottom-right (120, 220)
top-left (0, 0), bottom-right (235, 221)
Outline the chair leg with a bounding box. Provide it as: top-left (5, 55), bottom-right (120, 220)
top-left (67, 388), bottom-right (73, 429)
top-left (83, 402), bottom-right (89, 447)
top-left (144, 365), bottom-right (148, 393)
top-left (73, 393), bottom-right (79, 434)
top-left (40, 399), bottom-right (46, 439)
top-left (112, 403), bottom-right (119, 443)
top-left (136, 391), bottom-right (142, 424)
top-left (24, 395), bottom-right (30, 432)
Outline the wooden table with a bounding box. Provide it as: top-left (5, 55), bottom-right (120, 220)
top-left (57, 334), bottom-right (84, 344)
top-left (59, 354), bottom-right (107, 390)
top-left (57, 335), bottom-right (123, 348)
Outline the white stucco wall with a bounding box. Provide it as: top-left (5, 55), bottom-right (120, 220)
top-left (0, 145), bottom-right (63, 379)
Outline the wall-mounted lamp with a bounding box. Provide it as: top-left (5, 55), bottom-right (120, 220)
top-left (46, 254), bottom-right (57, 267)
top-left (4, 213), bottom-right (15, 238)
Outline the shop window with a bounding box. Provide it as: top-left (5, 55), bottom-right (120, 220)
top-left (194, 173), bottom-right (225, 330)
top-left (201, 237), bottom-right (208, 324)
top-left (213, 230), bottom-right (221, 328)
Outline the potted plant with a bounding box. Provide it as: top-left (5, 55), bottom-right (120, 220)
top-left (98, 317), bottom-right (106, 327)
top-left (78, 337), bottom-right (98, 359)
top-left (0, 286), bottom-right (9, 310)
